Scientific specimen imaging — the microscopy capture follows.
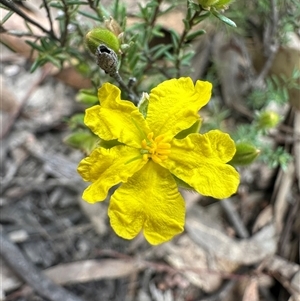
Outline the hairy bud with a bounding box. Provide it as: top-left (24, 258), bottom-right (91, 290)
top-left (229, 142), bottom-right (260, 166)
top-left (85, 27), bottom-right (120, 55)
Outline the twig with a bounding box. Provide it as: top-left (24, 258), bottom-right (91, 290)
top-left (0, 28), bottom-right (45, 39)
top-left (0, 231), bottom-right (84, 301)
top-left (0, 0), bottom-right (59, 41)
top-left (42, 0), bottom-right (55, 39)
top-left (254, 0), bottom-right (279, 87)
top-left (278, 196), bottom-right (299, 257)
top-left (60, 0), bottom-right (70, 46)
top-left (112, 72), bottom-right (139, 104)
top-left (96, 249), bottom-right (249, 280)
top-left (87, 0), bottom-right (104, 22)
top-left (174, 6), bottom-right (204, 77)
top-left (149, 0), bottom-right (163, 27)
top-left (220, 198), bottom-right (250, 239)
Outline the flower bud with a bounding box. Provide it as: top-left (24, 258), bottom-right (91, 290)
top-left (104, 17), bottom-right (123, 37)
top-left (85, 27), bottom-right (120, 55)
top-left (229, 142), bottom-right (260, 166)
top-left (95, 45), bottom-right (119, 76)
top-left (256, 111), bottom-right (280, 130)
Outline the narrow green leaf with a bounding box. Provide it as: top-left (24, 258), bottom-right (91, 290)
top-left (49, 2), bottom-right (64, 8)
top-left (180, 50), bottom-right (195, 66)
top-left (40, 38), bottom-right (51, 50)
top-left (212, 9), bottom-right (237, 27)
top-left (169, 29), bottom-right (180, 50)
top-left (186, 29), bottom-right (206, 41)
top-left (1, 10), bottom-right (14, 25)
top-left (193, 12), bottom-right (211, 24)
top-left (182, 19), bottom-right (191, 31)
top-left (64, 131), bottom-right (99, 153)
top-left (45, 55), bottom-right (61, 68)
top-left (151, 25), bottom-right (165, 38)
top-left (152, 45), bottom-right (173, 60)
top-left (76, 89), bottom-right (98, 105)
top-left (26, 40), bottom-right (44, 52)
top-left (30, 59), bottom-right (42, 73)
top-left (66, 0), bottom-right (88, 4)
top-left (77, 10), bottom-right (101, 21)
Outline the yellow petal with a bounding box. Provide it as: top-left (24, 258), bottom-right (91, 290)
top-left (85, 83), bottom-right (150, 148)
top-left (108, 161), bottom-right (185, 245)
top-left (77, 145), bottom-right (146, 203)
top-left (162, 130), bottom-right (240, 199)
top-left (146, 77), bottom-right (212, 137)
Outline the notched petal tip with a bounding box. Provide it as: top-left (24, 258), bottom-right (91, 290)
top-left (98, 82), bottom-right (122, 105)
top-left (108, 162), bottom-right (186, 245)
top-left (143, 222), bottom-right (184, 245)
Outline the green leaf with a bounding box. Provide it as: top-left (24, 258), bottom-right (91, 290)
top-left (211, 9), bottom-right (237, 27)
top-left (64, 131), bottom-right (99, 153)
top-left (30, 59), bottom-right (42, 73)
top-left (66, 0), bottom-right (88, 4)
top-left (151, 44), bottom-right (173, 60)
top-left (151, 25), bottom-right (165, 38)
top-left (180, 50), bottom-right (195, 66)
top-left (169, 29), bottom-right (180, 50)
top-left (49, 2), bottom-right (64, 8)
top-left (193, 12), bottom-right (211, 24)
top-left (68, 113), bottom-right (85, 129)
top-left (77, 10), bottom-right (101, 21)
top-left (182, 18), bottom-right (191, 31)
top-left (25, 40), bottom-right (44, 52)
top-left (40, 38), bottom-right (51, 50)
top-left (45, 55), bottom-right (62, 68)
top-left (186, 29), bottom-right (206, 41)
top-left (1, 10), bottom-right (14, 25)
top-left (76, 89), bottom-right (98, 105)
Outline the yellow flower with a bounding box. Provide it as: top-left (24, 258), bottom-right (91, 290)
top-left (77, 77), bottom-right (240, 245)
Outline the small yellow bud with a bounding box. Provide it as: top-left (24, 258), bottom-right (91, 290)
top-left (229, 142), bottom-right (260, 166)
top-left (85, 28), bottom-right (120, 55)
top-left (256, 111), bottom-right (280, 130)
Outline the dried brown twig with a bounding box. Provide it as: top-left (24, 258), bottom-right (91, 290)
top-left (0, 231), bottom-right (84, 301)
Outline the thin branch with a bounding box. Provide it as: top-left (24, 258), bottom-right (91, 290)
top-left (220, 198), bottom-right (250, 239)
top-left (254, 0), bottom-right (279, 87)
top-left (0, 0), bottom-right (59, 41)
top-left (42, 0), bottom-right (55, 38)
top-left (60, 0), bottom-right (70, 46)
top-left (112, 72), bottom-right (139, 104)
top-left (0, 231), bottom-right (84, 301)
top-left (87, 0), bottom-right (104, 21)
top-left (175, 6), bottom-right (203, 77)
top-left (149, 0), bottom-right (163, 27)
top-left (0, 27), bottom-right (45, 39)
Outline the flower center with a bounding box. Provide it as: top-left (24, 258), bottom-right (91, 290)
top-left (141, 132), bottom-right (171, 163)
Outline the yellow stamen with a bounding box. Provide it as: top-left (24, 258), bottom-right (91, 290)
top-left (140, 132), bottom-right (171, 163)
